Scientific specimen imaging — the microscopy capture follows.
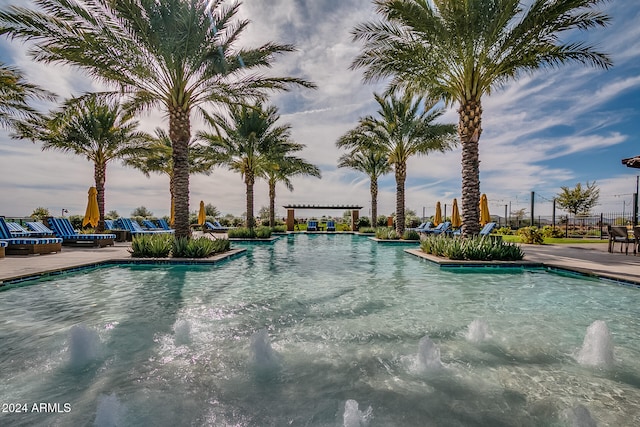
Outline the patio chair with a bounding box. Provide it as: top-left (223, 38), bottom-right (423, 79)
top-left (115, 218), bottom-right (173, 235)
top-left (46, 217), bottom-right (116, 247)
top-left (26, 221), bottom-right (57, 236)
top-left (409, 222), bottom-right (433, 232)
top-left (326, 220), bottom-right (336, 232)
top-left (307, 220), bottom-right (318, 232)
top-left (6, 221), bottom-right (42, 237)
top-left (422, 221), bottom-right (451, 235)
top-left (608, 225), bottom-right (633, 255)
top-left (479, 222), bottom-right (497, 239)
top-left (142, 219), bottom-right (162, 230)
top-left (0, 217), bottom-right (63, 255)
top-left (156, 219), bottom-right (174, 231)
top-left (203, 220), bottom-right (229, 233)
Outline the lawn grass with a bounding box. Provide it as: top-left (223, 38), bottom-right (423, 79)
top-left (500, 235), bottom-right (607, 244)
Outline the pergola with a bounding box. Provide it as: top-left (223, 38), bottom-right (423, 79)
top-left (282, 204), bottom-right (363, 231)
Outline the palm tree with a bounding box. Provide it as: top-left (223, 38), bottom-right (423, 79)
top-left (0, 62), bottom-right (53, 129)
top-left (263, 142), bottom-right (321, 227)
top-left (123, 128), bottom-right (215, 225)
top-left (17, 95), bottom-right (151, 232)
top-left (337, 147), bottom-right (391, 227)
top-left (338, 92), bottom-right (456, 235)
top-left (351, 0), bottom-right (612, 235)
top-left (199, 103), bottom-right (291, 229)
top-left (0, 0), bottom-right (314, 238)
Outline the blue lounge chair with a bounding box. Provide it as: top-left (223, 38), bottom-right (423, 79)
top-left (46, 217), bottom-right (115, 247)
top-left (409, 222), bottom-right (432, 232)
top-left (422, 221), bottom-right (451, 235)
top-left (0, 217), bottom-right (63, 255)
top-left (326, 220), bottom-right (336, 232)
top-left (116, 218), bottom-right (173, 235)
top-left (156, 219), bottom-right (174, 231)
top-left (203, 221), bottom-right (229, 233)
top-left (307, 220), bottom-right (318, 232)
top-left (104, 219), bottom-right (116, 230)
top-left (479, 222), bottom-right (497, 238)
top-left (142, 219), bottom-right (162, 230)
top-left (6, 221), bottom-right (40, 237)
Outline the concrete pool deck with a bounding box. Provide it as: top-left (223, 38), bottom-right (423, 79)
top-left (1, 239), bottom-right (638, 287)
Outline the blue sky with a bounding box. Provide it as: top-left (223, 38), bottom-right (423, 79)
top-left (1, 0), bottom-right (639, 221)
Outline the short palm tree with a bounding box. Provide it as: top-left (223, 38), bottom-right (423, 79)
top-left (123, 129), bottom-right (214, 225)
top-left (199, 103), bottom-right (290, 229)
top-left (337, 147), bottom-right (391, 227)
top-left (0, 0), bottom-right (314, 238)
top-left (0, 62), bottom-right (53, 129)
top-left (352, 0), bottom-right (612, 235)
top-left (263, 142), bottom-right (321, 227)
top-left (338, 92), bottom-right (456, 235)
top-left (17, 95), bottom-right (151, 232)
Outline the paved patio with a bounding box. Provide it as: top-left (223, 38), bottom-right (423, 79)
top-left (1, 239), bottom-right (638, 287)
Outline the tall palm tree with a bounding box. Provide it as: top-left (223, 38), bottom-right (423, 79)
top-left (17, 95), bottom-right (151, 232)
top-left (337, 147), bottom-right (391, 227)
top-left (123, 128), bottom-right (214, 225)
top-left (351, 0), bottom-right (612, 235)
top-left (0, 0), bottom-right (314, 238)
top-left (0, 62), bottom-right (53, 129)
top-left (338, 92), bottom-right (456, 235)
top-left (263, 142), bottom-right (321, 227)
top-left (199, 103), bottom-right (290, 229)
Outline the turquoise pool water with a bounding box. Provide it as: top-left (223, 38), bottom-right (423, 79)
top-left (1, 234), bottom-right (639, 426)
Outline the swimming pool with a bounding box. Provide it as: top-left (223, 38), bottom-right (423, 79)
top-left (1, 234), bottom-right (639, 426)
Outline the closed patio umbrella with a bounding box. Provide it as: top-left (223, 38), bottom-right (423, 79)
top-left (82, 186), bottom-right (99, 228)
top-left (451, 198), bottom-right (461, 228)
top-left (198, 200), bottom-right (206, 226)
top-left (434, 201), bottom-right (442, 226)
top-left (479, 194), bottom-right (491, 226)
top-left (169, 198), bottom-right (175, 227)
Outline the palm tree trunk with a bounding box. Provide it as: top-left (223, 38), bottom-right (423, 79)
top-left (169, 106), bottom-right (191, 238)
top-left (370, 178), bottom-right (378, 228)
top-left (269, 179), bottom-right (276, 228)
top-left (245, 171), bottom-right (255, 229)
top-left (458, 98), bottom-right (483, 237)
top-left (94, 161), bottom-right (106, 232)
top-left (169, 173), bottom-right (174, 226)
top-left (395, 162), bottom-right (406, 235)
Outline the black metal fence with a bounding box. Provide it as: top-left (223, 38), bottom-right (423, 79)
top-left (493, 212), bottom-right (635, 239)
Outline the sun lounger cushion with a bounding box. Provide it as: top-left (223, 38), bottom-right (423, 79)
top-left (46, 217), bottom-right (115, 247)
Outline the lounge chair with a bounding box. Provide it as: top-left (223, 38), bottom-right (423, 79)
top-left (422, 221), bottom-right (451, 235)
top-left (0, 217), bottom-right (63, 255)
top-left (26, 221), bottom-right (57, 235)
top-left (142, 219), bottom-right (162, 230)
top-left (0, 240), bottom-right (6, 258)
top-left (156, 219), bottom-right (174, 231)
top-left (203, 221), bottom-right (229, 233)
top-left (479, 222), bottom-right (497, 239)
top-left (6, 221), bottom-right (41, 237)
top-left (46, 217), bottom-right (116, 247)
top-left (409, 222), bottom-right (432, 232)
top-left (608, 225), bottom-right (633, 255)
top-left (307, 220), bottom-right (318, 232)
top-left (104, 219), bottom-right (116, 230)
top-left (115, 218), bottom-right (174, 235)
top-left (326, 220), bottom-right (336, 232)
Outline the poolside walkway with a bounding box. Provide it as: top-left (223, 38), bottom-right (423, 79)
top-left (1, 240), bottom-right (638, 286)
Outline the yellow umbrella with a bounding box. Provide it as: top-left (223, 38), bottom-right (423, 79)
top-left (197, 200), bottom-right (206, 226)
top-left (169, 198), bottom-right (175, 227)
top-left (479, 193), bottom-right (491, 226)
top-left (451, 198), bottom-right (461, 228)
top-left (82, 186), bottom-right (99, 228)
top-left (434, 201), bottom-right (442, 226)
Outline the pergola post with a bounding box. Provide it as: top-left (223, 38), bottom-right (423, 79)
top-left (286, 209), bottom-right (295, 232)
top-left (351, 209), bottom-right (359, 231)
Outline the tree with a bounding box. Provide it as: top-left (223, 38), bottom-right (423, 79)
top-left (0, 0), bottom-right (314, 238)
top-left (199, 103), bottom-right (303, 229)
top-left (556, 181), bottom-right (600, 216)
top-left (17, 95), bottom-right (151, 232)
top-left (31, 207), bottom-right (50, 220)
top-left (106, 210), bottom-right (119, 219)
top-left (204, 204), bottom-right (220, 218)
top-left (352, 0), bottom-right (612, 236)
top-left (337, 146), bottom-right (391, 228)
top-left (337, 92), bottom-right (456, 235)
top-left (0, 62), bottom-right (53, 129)
top-left (123, 128), bottom-right (214, 225)
top-left (131, 206), bottom-right (153, 218)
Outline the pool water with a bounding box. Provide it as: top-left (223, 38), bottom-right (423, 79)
top-left (1, 234), bottom-right (639, 426)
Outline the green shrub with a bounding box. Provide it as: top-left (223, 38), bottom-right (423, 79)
top-left (496, 227), bottom-right (513, 235)
top-left (517, 226), bottom-right (545, 244)
top-left (375, 227), bottom-right (400, 240)
top-left (271, 225), bottom-right (286, 233)
top-left (541, 225), bottom-right (564, 238)
top-left (172, 236), bottom-right (230, 258)
top-left (358, 216), bottom-right (371, 228)
top-left (129, 234), bottom-right (173, 258)
top-left (227, 226), bottom-right (272, 239)
top-left (359, 227), bottom-right (376, 234)
top-left (420, 235), bottom-right (524, 261)
top-left (402, 230), bottom-right (420, 241)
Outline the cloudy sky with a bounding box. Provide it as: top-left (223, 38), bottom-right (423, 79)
top-left (1, 0), bottom-right (639, 221)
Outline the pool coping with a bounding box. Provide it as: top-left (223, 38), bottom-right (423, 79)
top-left (0, 248), bottom-right (247, 287)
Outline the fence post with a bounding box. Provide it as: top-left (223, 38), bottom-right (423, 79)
top-left (600, 213), bottom-right (604, 239)
top-left (530, 191), bottom-right (535, 227)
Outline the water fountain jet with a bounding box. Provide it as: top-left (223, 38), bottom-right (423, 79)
top-left (576, 320), bottom-right (614, 368)
top-left (417, 335), bottom-right (442, 371)
top-left (465, 319), bottom-right (491, 343)
top-left (68, 324), bottom-right (101, 369)
top-left (343, 399), bottom-right (372, 427)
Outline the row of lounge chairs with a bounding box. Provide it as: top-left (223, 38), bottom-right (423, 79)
top-left (409, 221), bottom-right (497, 238)
top-left (0, 217), bottom-right (63, 256)
top-left (306, 220), bottom-right (336, 232)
